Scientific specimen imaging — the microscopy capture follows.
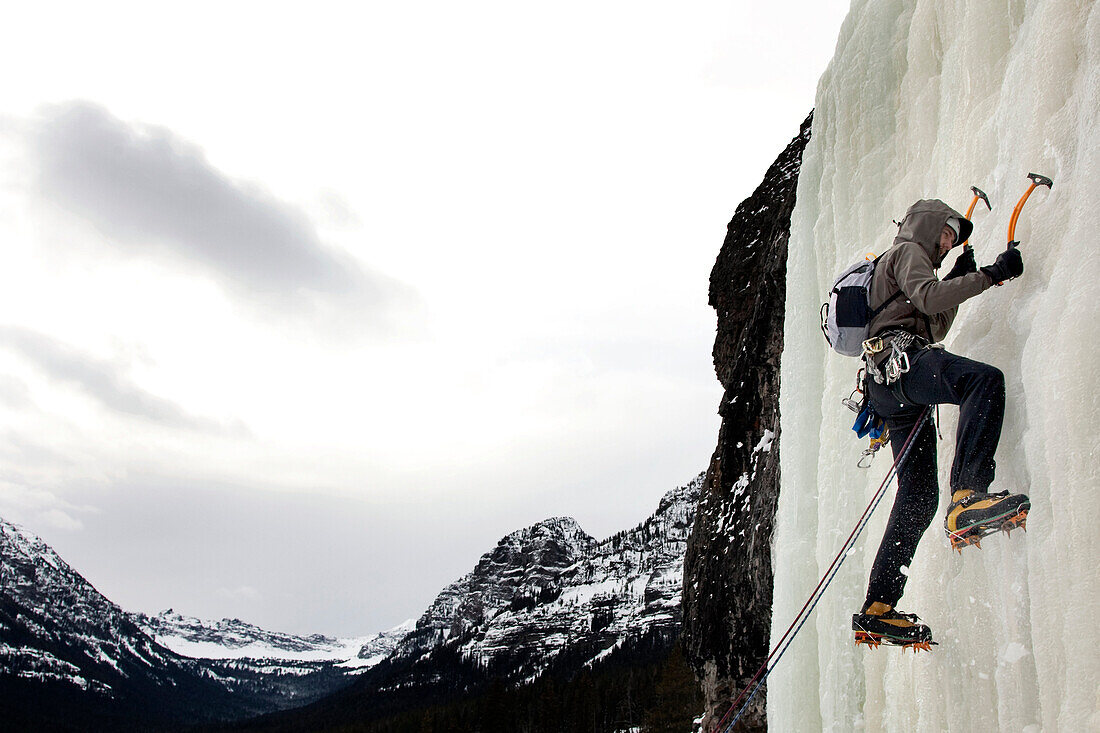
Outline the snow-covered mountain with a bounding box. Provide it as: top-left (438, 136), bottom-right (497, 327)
top-left (0, 515), bottom-right (261, 727)
top-left (0, 515), bottom-right (397, 728)
top-left (131, 475), bottom-right (699, 690)
top-left (246, 475), bottom-right (703, 730)
top-left (770, 1), bottom-right (1100, 731)
top-left (1, 475), bottom-right (701, 728)
top-left (132, 609), bottom-right (411, 668)
top-left (389, 475), bottom-right (700, 684)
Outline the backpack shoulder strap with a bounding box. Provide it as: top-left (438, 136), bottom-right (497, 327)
top-left (868, 253), bottom-right (903, 318)
top-left (869, 289), bottom-right (903, 318)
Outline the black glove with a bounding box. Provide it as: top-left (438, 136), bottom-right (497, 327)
top-left (980, 242), bottom-right (1024, 284)
top-left (943, 246), bottom-right (977, 280)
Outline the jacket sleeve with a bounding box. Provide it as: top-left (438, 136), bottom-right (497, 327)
top-left (927, 306), bottom-right (958, 342)
top-left (894, 243), bottom-right (990, 326)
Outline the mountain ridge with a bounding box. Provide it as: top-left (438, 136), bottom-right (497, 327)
top-left (0, 515), bottom-right (269, 727)
top-left (131, 608), bottom-right (411, 667)
top-left (226, 475), bottom-right (704, 730)
top-left (1, 475), bottom-right (703, 729)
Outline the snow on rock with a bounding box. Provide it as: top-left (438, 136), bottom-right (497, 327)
top-left (773, 1), bottom-right (1099, 731)
top-left (390, 476), bottom-right (702, 683)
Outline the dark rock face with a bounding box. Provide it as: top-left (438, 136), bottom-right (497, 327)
top-left (682, 112), bottom-right (812, 732)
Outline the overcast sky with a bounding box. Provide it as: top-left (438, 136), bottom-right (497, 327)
top-left (0, 1), bottom-right (850, 637)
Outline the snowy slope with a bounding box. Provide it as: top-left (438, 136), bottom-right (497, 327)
top-left (773, 1), bottom-right (1099, 731)
top-left (132, 609), bottom-right (410, 668)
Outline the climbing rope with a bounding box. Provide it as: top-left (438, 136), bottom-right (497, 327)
top-left (713, 406), bottom-right (933, 733)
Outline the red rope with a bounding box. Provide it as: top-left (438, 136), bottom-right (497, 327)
top-left (711, 407), bottom-right (931, 732)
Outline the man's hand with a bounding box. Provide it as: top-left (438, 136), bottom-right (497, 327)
top-left (980, 243), bottom-right (1024, 284)
top-left (943, 247), bottom-right (977, 280)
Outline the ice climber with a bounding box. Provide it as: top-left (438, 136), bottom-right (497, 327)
top-left (850, 199), bottom-right (1031, 648)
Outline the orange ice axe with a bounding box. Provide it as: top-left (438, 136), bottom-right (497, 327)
top-left (1006, 173), bottom-right (1053, 248)
top-left (992, 172), bottom-right (1052, 286)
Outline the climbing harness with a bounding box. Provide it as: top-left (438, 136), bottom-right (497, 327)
top-left (862, 330), bottom-right (923, 386)
top-left (851, 330), bottom-right (940, 467)
top-left (714, 406), bottom-right (934, 733)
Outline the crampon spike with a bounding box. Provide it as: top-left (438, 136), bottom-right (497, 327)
top-left (1006, 511), bottom-right (1028, 533)
top-left (901, 640), bottom-right (934, 653)
top-left (951, 529), bottom-right (983, 551)
top-left (854, 631), bottom-right (935, 651)
top-left (951, 507), bottom-right (1029, 550)
top-left (854, 632), bottom-right (882, 649)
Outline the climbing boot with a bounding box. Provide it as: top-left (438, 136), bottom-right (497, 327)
top-left (852, 601), bottom-right (934, 651)
top-left (944, 489), bottom-right (1030, 552)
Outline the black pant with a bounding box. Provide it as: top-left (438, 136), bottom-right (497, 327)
top-left (863, 347), bottom-right (1005, 607)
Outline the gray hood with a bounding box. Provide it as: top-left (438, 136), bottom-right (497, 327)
top-left (869, 197), bottom-right (990, 346)
top-left (893, 199), bottom-right (973, 267)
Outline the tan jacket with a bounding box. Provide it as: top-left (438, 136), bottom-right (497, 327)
top-left (869, 199), bottom-right (991, 344)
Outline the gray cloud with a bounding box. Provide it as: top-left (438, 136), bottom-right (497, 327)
top-left (0, 479), bottom-right (93, 533)
top-left (55, 471), bottom-right (531, 637)
top-left (29, 102), bottom-right (418, 327)
top-left (0, 326), bottom-right (238, 433)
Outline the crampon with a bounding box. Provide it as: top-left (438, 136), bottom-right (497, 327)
top-left (947, 506), bottom-right (1028, 552)
top-left (854, 631), bottom-right (936, 653)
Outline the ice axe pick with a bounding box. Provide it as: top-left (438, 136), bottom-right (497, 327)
top-left (960, 185), bottom-right (991, 250)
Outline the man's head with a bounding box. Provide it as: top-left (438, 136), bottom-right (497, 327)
top-left (939, 217), bottom-right (960, 258)
top-left (893, 200), bottom-right (972, 266)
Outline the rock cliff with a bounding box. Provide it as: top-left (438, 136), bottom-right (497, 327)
top-left (682, 113), bottom-right (811, 731)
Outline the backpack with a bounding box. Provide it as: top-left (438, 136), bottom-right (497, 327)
top-left (820, 256), bottom-right (902, 356)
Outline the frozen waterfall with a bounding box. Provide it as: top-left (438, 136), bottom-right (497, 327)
top-left (771, 0), bottom-right (1100, 731)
